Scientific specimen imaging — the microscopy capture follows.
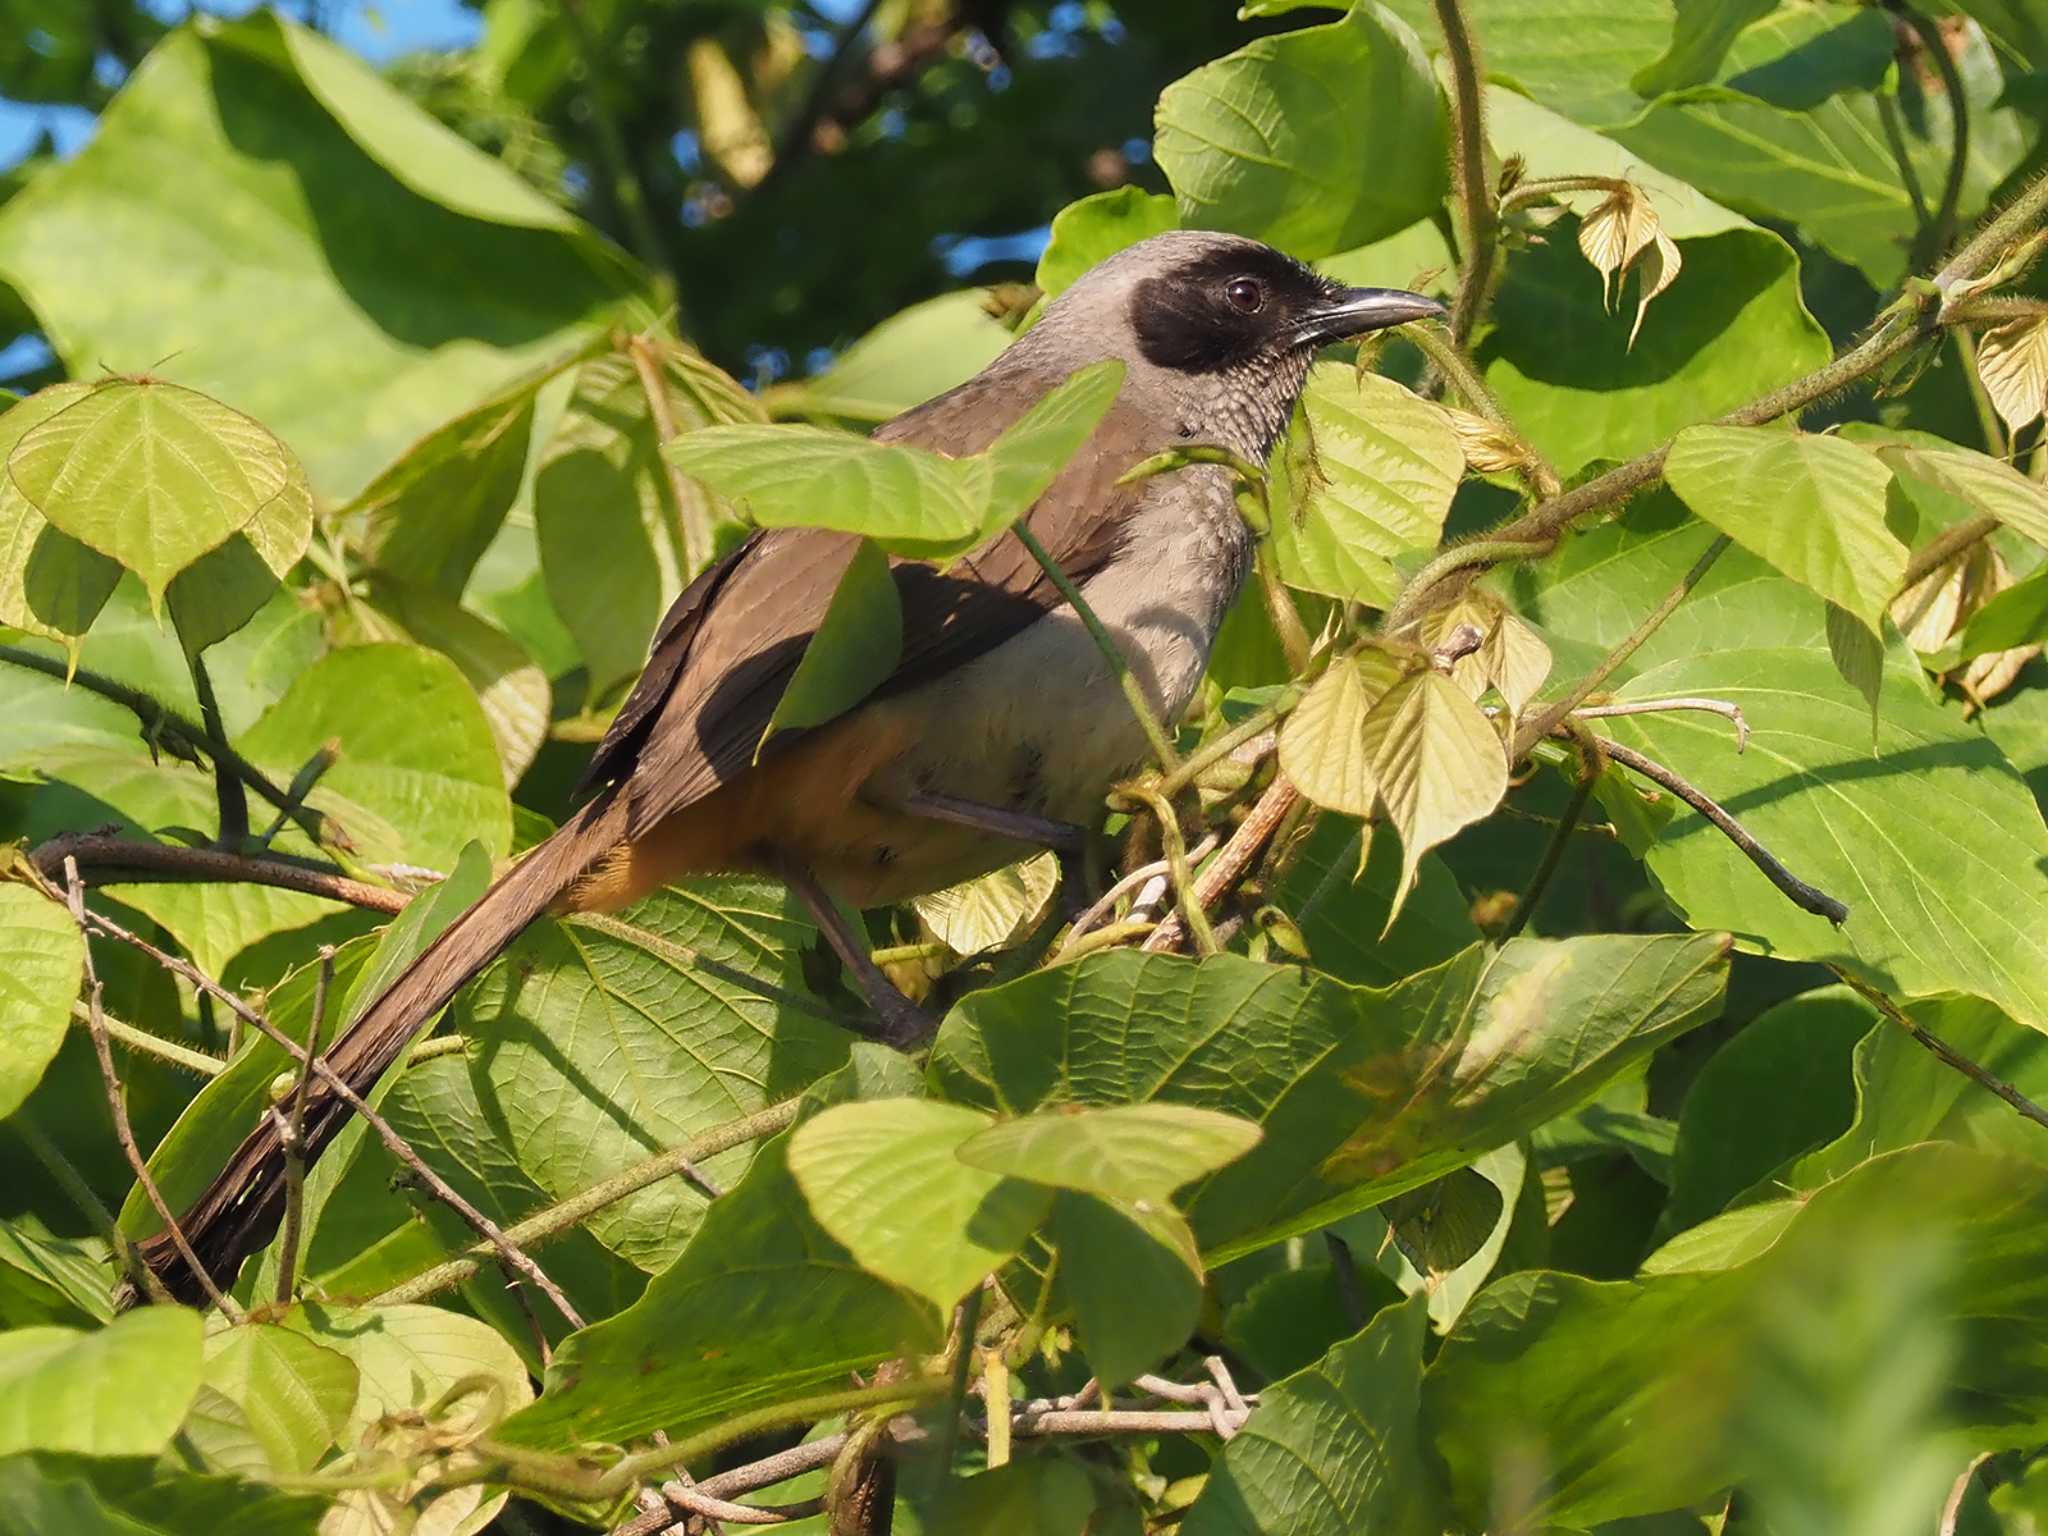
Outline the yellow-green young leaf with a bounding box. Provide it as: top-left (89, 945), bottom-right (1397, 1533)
top-left (199, 1324), bottom-right (359, 1477)
top-left (1424, 597), bottom-right (1552, 718)
top-left (1269, 366), bottom-right (1463, 607)
top-left (0, 883), bottom-right (84, 1122)
top-left (1443, 406), bottom-right (1530, 476)
top-left (1035, 188), bottom-right (1180, 298)
top-left (1878, 442), bottom-right (2048, 551)
top-left (1976, 318), bottom-right (2048, 435)
top-left (166, 450), bottom-right (314, 655)
top-left (913, 851), bottom-right (1060, 955)
top-left (1361, 669), bottom-right (1509, 931)
top-left (0, 382), bottom-right (121, 644)
top-left (789, 1100), bottom-right (1052, 1313)
top-left (957, 1103), bottom-right (1263, 1203)
top-left (1278, 649), bottom-right (1407, 816)
top-left (1049, 1190), bottom-right (1203, 1387)
top-left (1663, 425), bottom-right (1904, 638)
top-left (0, 1308), bottom-right (203, 1457)
top-left (758, 538), bottom-right (902, 756)
top-left (5, 379), bottom-right (293, 608)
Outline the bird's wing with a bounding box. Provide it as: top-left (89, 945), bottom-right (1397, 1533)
top-left (580, 360), bottom-right (1163, 837)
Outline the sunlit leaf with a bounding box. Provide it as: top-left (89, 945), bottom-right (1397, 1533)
top-left (0, 1308), bottom-right (201, 1457)
top-left (759, 537), bottom-right (901, 756)
top-left (0, 883), bottom-right (82, 1124)
top-left (958, 1103), bottom-right (1263, 1203)
top-left (1277, 649), bottom-right (1404, 817)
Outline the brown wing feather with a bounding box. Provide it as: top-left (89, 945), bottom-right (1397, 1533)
top-left (585, 362), bottom-right (1164, 839)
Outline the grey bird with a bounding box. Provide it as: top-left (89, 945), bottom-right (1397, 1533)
top-left (136, 231), bottom-right (1443, 1302)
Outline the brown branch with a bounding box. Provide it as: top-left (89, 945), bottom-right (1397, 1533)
top-left (1143, 775), bottom-right (1301, 954)
top-left (63, 860), bottom-right (244, 1321)
top-left (1902, 512), bottom-right (2000, 589)
top-left (70, 901), bottom-right (585, 1328)
top-left (32, 833), bottom-right (408, 914)
top-left (1834, 969), bottom-right (2048, 1133)
top-left (0, 644), bottom-right (343, 849)
top-left (1590, 735), bottom-right (1849, 923)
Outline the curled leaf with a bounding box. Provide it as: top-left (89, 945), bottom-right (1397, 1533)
top-left (1577, 184), bottom-right (1659, 310)
top-left (1628, 229), bottom-right (1683, 352)
top-left (1444, 407), bottom-right (1531, 477)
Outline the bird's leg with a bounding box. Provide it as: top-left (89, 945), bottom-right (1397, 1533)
top-left (886, 791), bottom-right (1102, 916)
top-left (771, 855), bottom-right (934, 1049)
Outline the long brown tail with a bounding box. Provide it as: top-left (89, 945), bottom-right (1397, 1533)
top-left (137, 794), bottom-right (630, 1304)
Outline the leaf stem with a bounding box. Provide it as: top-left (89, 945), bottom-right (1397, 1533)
top-left (371, 1099), bottom-right (800, 1307)
top-left (1011, 521), bottom-right (1181, 773)
top-left (1902, 513), bottom-right (2001, 588)
top-left (625, 332), bottom-right (714, 577)
top-left (1433, 0), bottom-right (1497, 345)
top-left (1513, 534), bottom-right (1731, 758)
top-left (1383, 539), bottom-right (1553, 639)
top-left (69, 998), bottom-right (222, 1078)
top-left (185, 649), bottom-right (248, 847)
top-left (273, 944), bottom-right (334, 1307)
top-left (1120, 781), bottom-right (1220, 956)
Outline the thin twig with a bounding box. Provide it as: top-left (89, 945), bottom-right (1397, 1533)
top-left (1835, 969), bottom-right (2048, 1133)
top-left (64, 860), bottom-right (244, 1320)
top-left (762, 0), bottom-right (889, 186)
top-left (1902, 513), bottom-right (2001, 589)
top-left (185, 650), bottom-right (248, 847)
top-left (1384, 539), bottom-right (1553, 639)
top-left (1120, 781), bottom-right (1219, 956)
top-left (1501, 750), bottom-right (1598, 941)
top-left (273, 945), bottom-right (334, 1307)
top-left (32, 833), bottom-right (407, 913)
top-left (69, 998), bottom-right (222, 1077)
top-left (69, 901), bottom-right (585, 1326)
top-left (1515, 535), bottom-right (1731, 757)
top-left (1434, 0), bottom-right (1496, 346)
top-left (0, 645), bottom-right (339, 848)
top-left (373, 1100), bottom-right (800, 1307)
top-left (1058, 832), bottom-right (1219, 956)
top-left (1591, 736), bottom-right (1849, 923)
top-left (1572, 697), bottom-right (1748, 751)
top-left (614, 1438), bottom-right (851, 1536)
top-left (626, 332), bottom-right (713, 576)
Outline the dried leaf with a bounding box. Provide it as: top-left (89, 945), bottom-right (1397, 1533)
top-left (1444, 407), bottom-right (1529, 476)
top-left (1975, 318), bottom-right (2048, 435)
top-left (1628, 229), bottom-right (1683, 352)
top-left (1577, 185), bottom-right (1659, 310)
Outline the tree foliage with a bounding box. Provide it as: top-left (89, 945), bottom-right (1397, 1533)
top-left (5, 0), bottom-right (2048, 1531)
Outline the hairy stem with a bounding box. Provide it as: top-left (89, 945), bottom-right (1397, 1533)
top-left (1434, 0), bottom-right (1497, 345)
top-left (70, 998), bottom-right (222, 1078)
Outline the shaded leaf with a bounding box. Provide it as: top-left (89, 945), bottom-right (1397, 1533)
top-left (163, 450), bottom-right (314, 656)
top-left (1380, 1165), bottom-right (1504, 1276)
top-left (0, 1308), bottom-right (201, 1457)
top-left (1051, 1189), bottom-right (1203, 1388)
top-left (759, 537), bottom-right (901, 755)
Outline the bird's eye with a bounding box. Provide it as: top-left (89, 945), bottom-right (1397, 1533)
top-left (1224, 277), bottom-right (1264, 313)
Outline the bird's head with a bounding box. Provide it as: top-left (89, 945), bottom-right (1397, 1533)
top-left (1023, 230), bottom-right (1444, 461)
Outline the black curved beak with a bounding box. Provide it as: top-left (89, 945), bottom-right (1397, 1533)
top-left (1296, 286), bottom-right (1446, 346)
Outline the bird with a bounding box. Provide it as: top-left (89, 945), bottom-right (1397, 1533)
top-left (136, 231), bottom-right (1443, 1302)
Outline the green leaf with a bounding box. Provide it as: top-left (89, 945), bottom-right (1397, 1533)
top-left (0, 1217), bottom-right (112, 1328)
top-left (1268, 366), bottom-right (1462, 608)
top-left (1380, 1165), bottom-right (1505, 1276)
top-left (1359, 668), bottom-right (1509, 929)
top-left (0, 1308), bottom-right (202, 1457)
top-left (1266, 815), bottom-right (1480, 987)
top-left (958, 1103), bottom-right (1263, 1203)
top-left (345, 379), bottom-right (541, 597)
top-left (1630, 0), bottom-right (1777, 97)
top-left (929, 938), bottom-right (1727, 1260)
top-left (0, 1456), bottom-right (327, 1536)
top-left (788, 1099), bottom-right (1051, 1313)
top-left (1154, 3), bottom-right (1447, 260)
top-left (0, 16), bottom-right (638, 502)
top-left (1035, 188), bottom-right (1180, 298)
top-left (918, 1457), bottom-right (1104, 1534)
top-left (911, 852), bottom-right (1060, 956)
top-left (1277, 650), bottom-right (1403, 817)
top-left (163, 451), bottom-right (314, 656)
top-left (1877, 441), bottom-right (2048, 552)
top-left (0, 883), bottom-right (81, 1123)
top-left (495, 1130), bottom-right (937, 1452)
top-left (1382, 0), bottom-right (1672, 128)
top-left (1609, 18), bottom-right (2025, 286)
top-left (344, 575), bottom-right (552, 788)
top-left (1710, 4), bottom-right (1899, 111)
top-left (1224, 1263), bottom-right (1403, 1384)
top-left (1825, 599), bottom-right (1884, 727)
top-left (240, 642), bottom-right (513, 867)
top-left (1666, 985), bottom-right (1876, 1230)
top-left (198, 1324), bottom-right (358, 1476)
top-left (1049, 1190), bottom-right (1202, 1387)
top-left (4, 379), bottom-right (295, 610)
top-left (769, 291), bottom-right (1012, 424)
top-left (1184, 1294), bottom-right (1444, 1534)
top-left (1423, 1144), bottom-right (2048, 1529)
top-left (1481, 227), bottom-right (1830, 479)
top-left (458, 880), bottom-right (850, 1271)
top-left (1662, 425), bottom-right (1904, 639)
top-left (760, 538), bottom-right (902, 754)
top-left (1607, 648), bottom-right (2048, 1033)
top-left (671, 361), bottom-right (1124, 561)
top-left (1957, 566), bottom-right (2048, 660)
top-left (285, 1300), bottom-right (531, 1442)
top-left (0, 381), bottom-right (120, 645)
